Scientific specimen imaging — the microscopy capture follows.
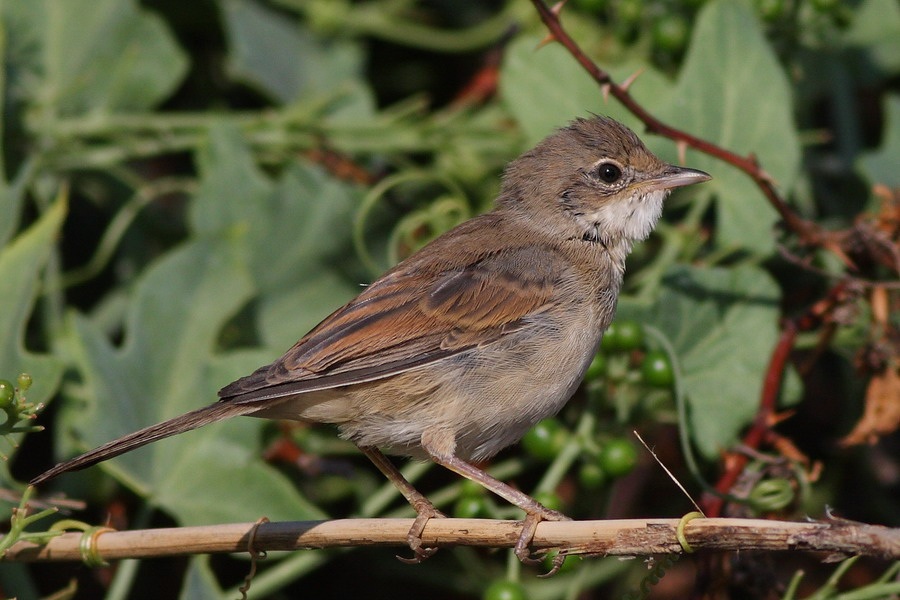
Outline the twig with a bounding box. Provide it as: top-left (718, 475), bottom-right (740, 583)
top-left (777, 243), bottom-right (900, 290)
top-left (5, 517), bottom-right (899, 563)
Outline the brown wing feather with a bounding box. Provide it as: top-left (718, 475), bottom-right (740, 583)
top-left (219, 236), bottom-right (559, 402)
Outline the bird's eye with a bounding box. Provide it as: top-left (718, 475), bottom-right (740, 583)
top-left (596, 162), bottom-right (622, 184)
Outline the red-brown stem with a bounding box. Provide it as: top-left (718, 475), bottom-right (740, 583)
top-left (529, 0), bottom-right (821, 245)
top-left (703, 321), bottom-right (798, 517)
top-left (703, 280), bottom-right (851, 515)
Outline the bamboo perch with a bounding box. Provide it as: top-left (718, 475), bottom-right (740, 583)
top-left (5, 518), bottom-right (899, 563)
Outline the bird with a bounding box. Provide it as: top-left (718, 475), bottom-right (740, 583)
top-left (31, 115), bottom-right (711, 565)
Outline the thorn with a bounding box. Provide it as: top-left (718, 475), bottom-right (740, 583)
top-left (872, 183), bottom-right (892, 202)
top-left (747, 151), bottom-right (761, 168)
top-left (757, 168), bottom-right (779, 188)
top-left (676, 139), bottom-right (688, 165)
top-left (601, 83), bottom-right (611, 102)
top-left (823, 240), bottom-right (858, 270)
top-left (768, 409), bottom-right (796, 427)
top-left (550, 0), bottom-right (570, 17)
top-left (536, 33), bottom-right (558, 49)
top-left (620, 68), bottom-right (645, 93)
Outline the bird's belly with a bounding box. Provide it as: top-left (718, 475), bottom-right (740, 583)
top-left (320, 317), bottom-right (604, 462)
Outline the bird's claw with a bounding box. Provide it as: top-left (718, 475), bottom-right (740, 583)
top-left (396, 505), bottom-right (447, 564)
top-left (515, 508), bottom-right (571, 574)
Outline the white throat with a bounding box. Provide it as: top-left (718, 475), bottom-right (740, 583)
top-left (584, 188), bottom-right (667, 244)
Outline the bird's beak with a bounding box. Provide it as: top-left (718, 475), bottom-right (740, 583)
top-left (647, 165), bottom-right (712, 192)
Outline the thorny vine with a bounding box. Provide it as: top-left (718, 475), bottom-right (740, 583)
top-left (528, 0), bottom-right (900, 520)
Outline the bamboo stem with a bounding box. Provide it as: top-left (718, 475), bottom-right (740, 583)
top-left (6, 518), bottom-right (899, 563)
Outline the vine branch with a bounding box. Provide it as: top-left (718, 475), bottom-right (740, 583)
top-left (529, 0), bottom-right (822, 245)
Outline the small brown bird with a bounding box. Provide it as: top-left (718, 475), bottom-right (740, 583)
top-left (32, 116), bottom-right (710, 564)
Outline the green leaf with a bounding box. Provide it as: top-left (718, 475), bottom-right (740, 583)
top-left (843, 0), bottom-right (900, 74)
top-left (0, 199), bottom-right (66, 421)
top-left (500, 35), bottom-right (672, 146)
top-left (0, 165), bottom-right (33, 248)
top-left (257, 269), bottom-right (358, 350)
top-left (55, 124), bottom-right (360, 522)
top-left (501, 6), bottom-right (799, 254)
top-left (249, 162), bottom-right (361, 293)
top-left (180, 556), bottom-right (227, 600)
top-left (222, 0), bottom-right (374, 116)
top-left (190, 125), bottom-right (274, 238)
top-left (191, 124), bottom-right (360, 350)
top-left (58, 238), bottom-right (324, 524)
top-left (859, 95), bottom-right (900, 188)
top-left (253, 164), bottom-right (361, 348)
top-left (650, 265), bottom-right (781, 458)
top-left (657, 0), bottom-right (800, 253)
top-left (17, 0), bottom-right (188, 115)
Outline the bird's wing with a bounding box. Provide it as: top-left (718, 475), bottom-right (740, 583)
top-left (219, 244), bottom-right (560, 402)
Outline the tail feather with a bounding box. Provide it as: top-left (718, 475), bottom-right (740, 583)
top-left (30, 401), bottom-right (257, 486)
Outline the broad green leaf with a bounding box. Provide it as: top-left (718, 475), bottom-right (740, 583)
top-left (180, 556), bottom-right (226, 600)
top-left (500, 35), bottom-right (672, 146)
top-left (1, 1), bottom-right (46, 108)
top-left (500, 9), bottom-right (796, 254)
top-left (0, 199), bottom-right (66, 421)
top-left (0, 165), bottom-right (32, 248)
top-left (249, 162), bottom-right (360, 293)
top-left (58, 238), bottom-right (324, 524)
top-left (252, 164), bottom-right (360, 348)
top-left (191, 124), bottom-right (360, 351)
top-left (657, 0), bottom-right (800, 253)
top-left (222, 0), bottom-right (375, 118)
top-left (30, 0), bottom-right (188, 115)
top-left (0, 0), bottom-right (35, 246)
top-left (843, 0), bottom-right (900, 74)
top-left (190, 125), bottom-right (274, 238)
top-left (650, 265), bottom-right (781, 458)
top-left (258, 269), bottom-right (359, 350)
top-left (859, 95), bottom-right (900, 188)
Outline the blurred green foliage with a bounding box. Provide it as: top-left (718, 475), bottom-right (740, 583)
top-left (1, 0), bottom-right (898, 597)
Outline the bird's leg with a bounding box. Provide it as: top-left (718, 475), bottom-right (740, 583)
top-left (424, 447), bottom-right (570, 565)
top-left (357, 445), bottom-right (445, 563)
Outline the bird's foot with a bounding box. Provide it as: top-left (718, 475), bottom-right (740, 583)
top-left (397, 501), bottom-right (447, 564)
top-left (515, 507), bottom-right (571, 575)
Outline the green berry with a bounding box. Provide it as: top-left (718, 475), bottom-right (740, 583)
top-left (483, 580), bottom-right (527, 600)
top-left (0, 380), bottom-right (14, 408)
top-left (600, 322), bottom-right (619, 352)
top-left (533, 491), bottom-right (564, 513)
top-left (578, 462), bottom-right (607, 489)
top-left (460, 478), bottom-right (486, 498)
top-left (522, 418), bottom-right (569, 462)
top-left (810, 0), bottom-right (838, 13)
top-left (542, 549), bottom-right (581, 573)
top-left (599, 438), bottom-right (638, 477)
top-left (573, 0), bottom-right (608, 11)
top-left (585, 353), bottom-right (606, 381)
top-left (602, 320), bottom-right (644, 352)
top-left (755, 0), bottom-right (786, 20)
top-left (615, 0), bottom-right (643, 26)
top-left (16, 373), bottom-right (32, 392)
top-left (641, 351), bottom-right (675, 388)
top-left (653, 16), bottom-right (690, 54)
top-left (454, 495), bottom-right (489, 519)
top-left (614, 320), bottom-right (644, 350)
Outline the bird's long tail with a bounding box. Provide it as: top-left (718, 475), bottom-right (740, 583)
top-left (30, 401), bottom-right (258, 485)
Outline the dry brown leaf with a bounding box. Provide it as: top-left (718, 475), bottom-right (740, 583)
top-left (840, 364), bottom-right (900, 446)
